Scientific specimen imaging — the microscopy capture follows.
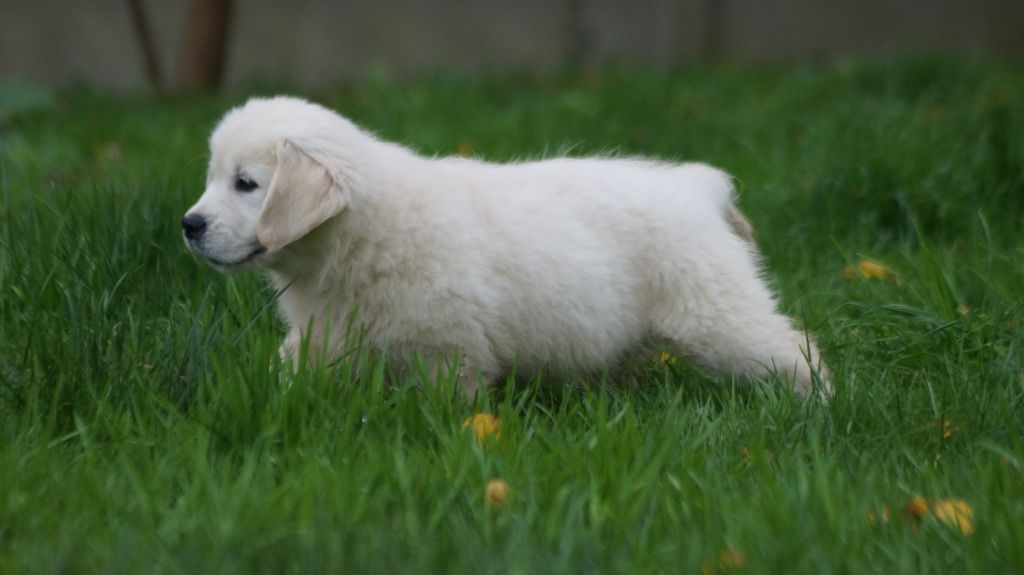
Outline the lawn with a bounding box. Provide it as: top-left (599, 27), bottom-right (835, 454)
top-left (1, 58), bottom-right (1022, 573)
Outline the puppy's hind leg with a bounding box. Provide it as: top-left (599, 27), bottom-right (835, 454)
top-left (651, 234), bottom-right (830, 397)
top-left (410, 346), bottom-right (496, 400)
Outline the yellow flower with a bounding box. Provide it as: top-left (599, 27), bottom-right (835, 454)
top-left (702, 548), bottom-right (746, 574)
top-left (485, 478), bottom-right (510, 508)
top-left (932, 499), bottom-right (974, 536)
top-left (901, 496), bottom-right (975, 536)
top-left (928, 418), bottom-right (957, 439)
top-left (941, 419), bottom-right (956, 440)
top-left (462, 413), bottom-right (501, 444)
top-left (457, 141), bottom-right (474, 157)
top-left (858, 260), bottom-right (890, 280)
top-left (957, 303), bottom-right (970, 316)
top-left (843, 260), bottom-right (894, 281)
top-left (866, 505), bottom-right (892, 526)
top-left (657, 351), bottom-right (678, 366)
top-left (904, 496), bottom-right (929, 518)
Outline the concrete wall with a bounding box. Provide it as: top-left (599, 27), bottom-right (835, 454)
top-left (1, 0), bottom-right (1022, 90)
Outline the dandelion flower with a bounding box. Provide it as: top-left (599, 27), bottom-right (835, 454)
top-left (932, 499), bottom-right (974, 536)
top-left (858, 260), bottom-right (890, 280)
top-left (462, 413), bottom-right (501, 444)
top-left (485, 478), bottom-right (510, 508)
top-left (902, 496), bottom-right (975, 536)
top-left (657, 351), bottom-right (678, 366)
top-left (866, 505), bottom-right (891, 526)
top-left (843, 259), bottom-right (894, 281)
top-left (702, 548), bottom-right (746, 574)
top-left (904, 496), bottom-right (929, 518)
top-left (941, 419), bottom-right (956, 440)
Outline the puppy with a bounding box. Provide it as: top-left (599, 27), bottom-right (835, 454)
top-left (183, 97), bottom-right (829, 396)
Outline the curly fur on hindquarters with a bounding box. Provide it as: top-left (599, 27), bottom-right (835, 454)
top-left (183, 96), bottom-right (830, 397)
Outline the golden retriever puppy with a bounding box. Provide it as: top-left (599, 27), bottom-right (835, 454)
top-left (183, 97), bottom-right (829, 396)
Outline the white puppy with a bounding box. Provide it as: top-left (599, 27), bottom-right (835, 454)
top-left (183, 97), bottom-right (829, 396)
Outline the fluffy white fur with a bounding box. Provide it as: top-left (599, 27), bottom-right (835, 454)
top-left (184, 96), bottom-right (829, 396)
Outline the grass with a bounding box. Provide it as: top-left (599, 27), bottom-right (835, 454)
top-left (1, 58), bottom-right (1023, 573)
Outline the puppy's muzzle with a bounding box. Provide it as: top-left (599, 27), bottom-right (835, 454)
top-left (181, 213), bottom-right (208, 241)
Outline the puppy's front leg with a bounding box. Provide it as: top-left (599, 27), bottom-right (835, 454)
top-left (277, 329), bottom-right (301, 370)
top-left (278, 327), bottom-right (327, 370)
top-left (413, 346), bottom-right (492, 399)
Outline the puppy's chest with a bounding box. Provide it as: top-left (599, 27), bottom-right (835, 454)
top-left (273, 269), bottom-right (457, 333)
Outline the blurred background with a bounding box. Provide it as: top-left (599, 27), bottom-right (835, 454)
top-left (1, 0), bottom-right (1022, 92)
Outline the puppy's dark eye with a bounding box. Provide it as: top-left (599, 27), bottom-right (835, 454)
top-left (234, 176), bottom-right (258, 192)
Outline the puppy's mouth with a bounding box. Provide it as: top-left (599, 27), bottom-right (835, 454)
top-left (204, 246), bottom-right (267, 269)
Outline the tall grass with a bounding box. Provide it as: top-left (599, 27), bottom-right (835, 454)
top-left (1, 59), bottom-right (1022, 573)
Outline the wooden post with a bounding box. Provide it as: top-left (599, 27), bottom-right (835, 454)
top-left (176, 0), bottom-right (233, 91)
top-left (127, 0), bottom-right (164, 92)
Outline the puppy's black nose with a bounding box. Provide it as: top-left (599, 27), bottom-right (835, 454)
top-left (181, 213), bottom-right (207, 240)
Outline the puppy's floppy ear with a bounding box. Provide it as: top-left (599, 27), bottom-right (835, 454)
top-left (257, 140), bottom-right (348, 252)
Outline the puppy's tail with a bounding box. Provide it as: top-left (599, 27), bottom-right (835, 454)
top-left (726, 204), bottom-right (756, 244)
top-left (694, 164), bottom-right (757, 245)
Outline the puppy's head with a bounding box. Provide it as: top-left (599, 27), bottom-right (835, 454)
top-left (183, 97), bottom-right (360, 271)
